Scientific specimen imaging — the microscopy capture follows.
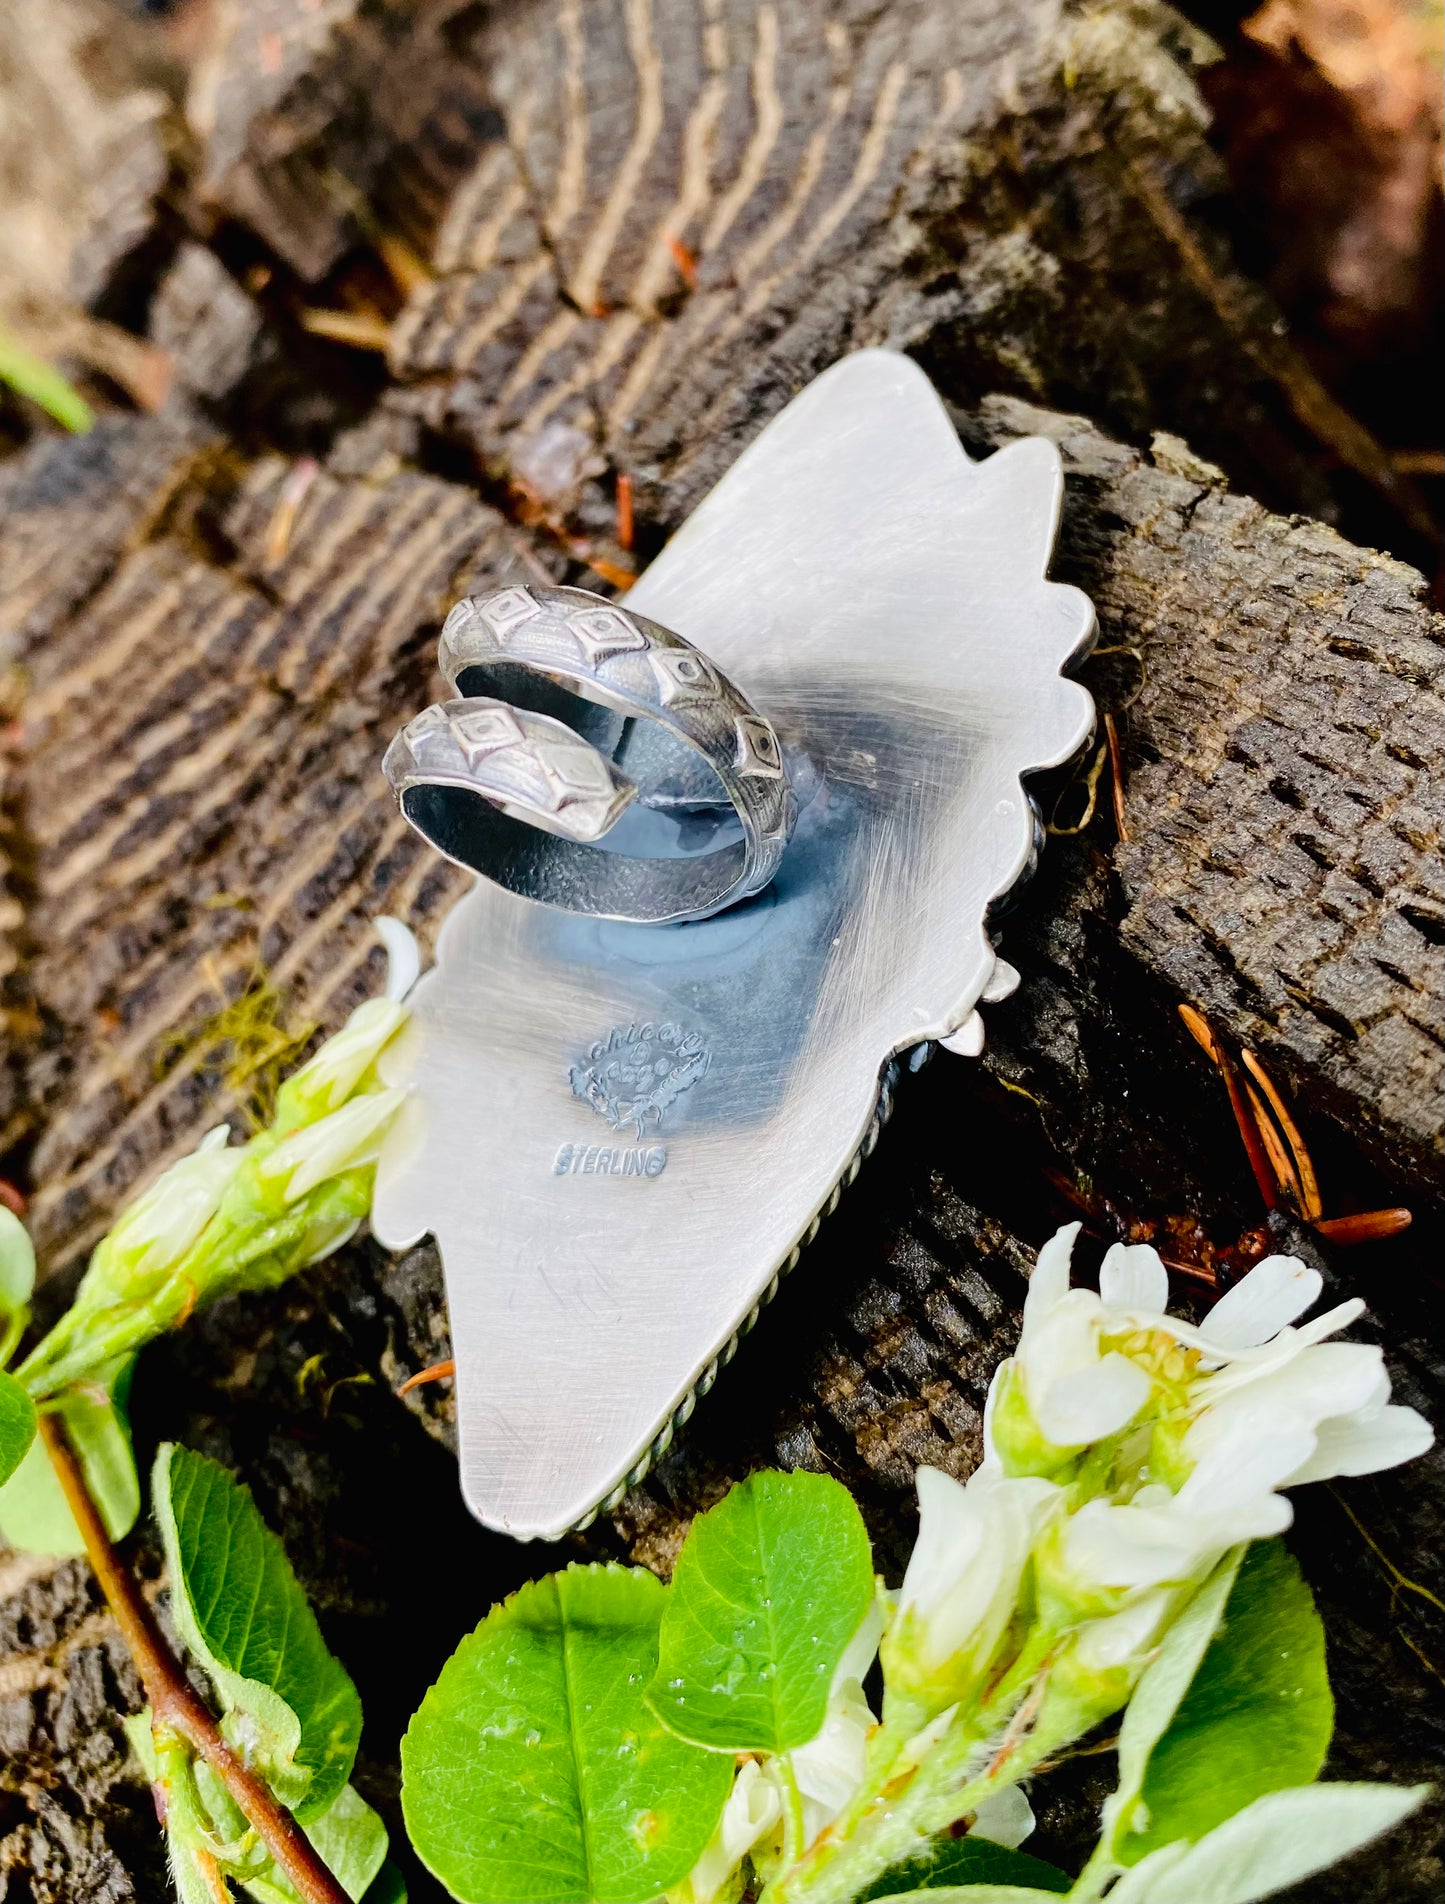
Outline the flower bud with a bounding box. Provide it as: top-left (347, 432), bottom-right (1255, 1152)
top-left (81, 1127), bottom-right (243, 1309)
top-left (882, 1466), bottom-right (1058, 1722)
top-left (256, 1088), bottom-right (408, 1207)
top-left (1028, 1591), bottom-right (1176, 1756)
top-left (0, 1207), bottom-right (35, 1317)
top-left (273, 999), bottom-right (408, 1132)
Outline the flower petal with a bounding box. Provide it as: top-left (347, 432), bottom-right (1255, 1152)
top-left (375, 915), bottom-right (421, 1003)
top-left (1072, 1589), bottom-right (1174, 1670)
top-left (1178, 1412), bottom-right (1317, 1512)
top-left (1188, 1342), bottom-right (1388, 1451)
top-left (1063, 1494), bottom-right (1291, 1591)
top-left (969, 1784), bottom-right (1036, 1850)
top-left (264, 1088), bottom-right (408, 1203)
top-left (1034, 1351), bottom-right (1154, 1447)
top-left (1100, 1242), bottom-right (1170, 1315)
top-left (1023, 1223), bottom-right (1081, 1333)
top-left (688, 1759), bottom-right (781, 1903)
top-left (833, 1598), bottom-right (884, 1691)
top-left (1198, 1255), bottom-right (1322, 1350)
top-left (1284, 1404), bottom-right (1435, 1487)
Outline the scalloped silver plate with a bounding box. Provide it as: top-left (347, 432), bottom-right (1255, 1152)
top-left (372, 350), bottom-right (1094, 1539)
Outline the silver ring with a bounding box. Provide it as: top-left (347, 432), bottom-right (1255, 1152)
top-left (382, 585), bottom-right (797, 923)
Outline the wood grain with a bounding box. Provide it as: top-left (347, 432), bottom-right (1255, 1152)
top-left (1, 0), bottom-right (1441, 1897)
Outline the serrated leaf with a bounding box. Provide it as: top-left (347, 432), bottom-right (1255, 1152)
top-left (0, 1359), bottom-right (139, 1548)
top-left (0, 1369), bottom-right (35, 1487)
top-left (648, 1469), bottom-right (875, 1752)
top-left (1122, 1539), bottom-right (1332, 1859)
top-left (401, 1563), bottom-right (732, 1903)
top-left (859, 1836), bottom-right (1072, 1897)
top-left (1107, 1782), bottom-right (1429, 1904)
top-left (154, 1443), bottom-right (362, 1823)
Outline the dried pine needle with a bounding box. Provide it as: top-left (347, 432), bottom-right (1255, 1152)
top-left (1241, 1048), bottom-right (1323, 1219)
top-left (397, 1358), bottom-right (456, 1396)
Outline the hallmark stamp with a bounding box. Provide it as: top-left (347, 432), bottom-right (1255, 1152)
top-left (554, 1143), bottom-right (667, 1177)
top-left (569, 1022), bottom-right (709, 1138)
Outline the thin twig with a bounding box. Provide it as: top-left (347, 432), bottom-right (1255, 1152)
top-left (39, 1416), bottom-right (350, 1904)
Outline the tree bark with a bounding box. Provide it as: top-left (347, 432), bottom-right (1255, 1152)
top-left (1, 0), bottom-right (1441, 1899)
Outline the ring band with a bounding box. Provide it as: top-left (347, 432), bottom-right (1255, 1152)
top-left (383, 585), bottom-right (796, 922)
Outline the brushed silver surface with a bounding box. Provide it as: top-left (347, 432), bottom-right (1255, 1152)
top-left (372, 349), bottom-right (1095, 1539)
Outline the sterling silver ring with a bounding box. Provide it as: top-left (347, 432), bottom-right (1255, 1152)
top-left (382, 584), bottom-right (798, 923)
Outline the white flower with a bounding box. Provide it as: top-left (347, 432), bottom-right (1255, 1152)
top-left (684, 1759), bottom-right (782, 1903)
top-left (884, 1465), bottom-right (1059, 1709)
top-left (994, 1226), bottom-right (1432, 1513)
top-left (1183, 1337), bottom-right (1432, 1492)
top-left (93, 1125), bottom-right (243, 1292)
top-left (260, 1089), bottom-right (408, 1203)
top-left (990, 1225), bottom-right (1155, 1463)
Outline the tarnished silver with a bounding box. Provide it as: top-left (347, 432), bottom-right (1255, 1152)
top-left (383, 584), bottom-right (796, 923)
top-left (373, 349), bottom-right (1096, 1540)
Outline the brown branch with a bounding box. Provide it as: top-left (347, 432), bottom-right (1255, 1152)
top-left (38, 1414), bottom-right (350, 1904)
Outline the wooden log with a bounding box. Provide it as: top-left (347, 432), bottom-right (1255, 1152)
top-left (1, 0), bottom-right (1442, 1897)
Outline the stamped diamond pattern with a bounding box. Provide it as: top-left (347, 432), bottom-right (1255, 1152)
top-left (566, 605), bottom-right (648, 666)
top-left (734, 713), bottom-right (784, 777)
top-left (648, 646), bottom-right (718, 707)
top-left (452, 704), bottom-right (526, 764)
top-left (480, 587), bottom-right (541, 639)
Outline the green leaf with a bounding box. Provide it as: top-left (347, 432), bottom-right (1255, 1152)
top-left (1095, 1546), bottom-right (1243, 1863)
top-left (235, 1781), bottom-right (390, 1904)
top-left (360, 1859), bottom-right (409, 1904)
top-left (859, 1837), bottom-right (1072, 1897)
top-left (1123, 1541), bottom-right (1332, 1860)
top-left (1107, 1782), bottom-right (1429, 1904)
top-left (0, 1369), bottom-right (35, 1487)
top-left (648, 1469), bottom-right (875, 1752)
top-left (0, 1206), bottom-right (35, 1319)
top-left (0, 1359), bottom-right (141, 1553)
top-left (0, 330), bottom-right (94, 433)
top-left (401, 1563), bottom-right (733, 1903)
top-left (154, 1443), bottom-right (362, 1823)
